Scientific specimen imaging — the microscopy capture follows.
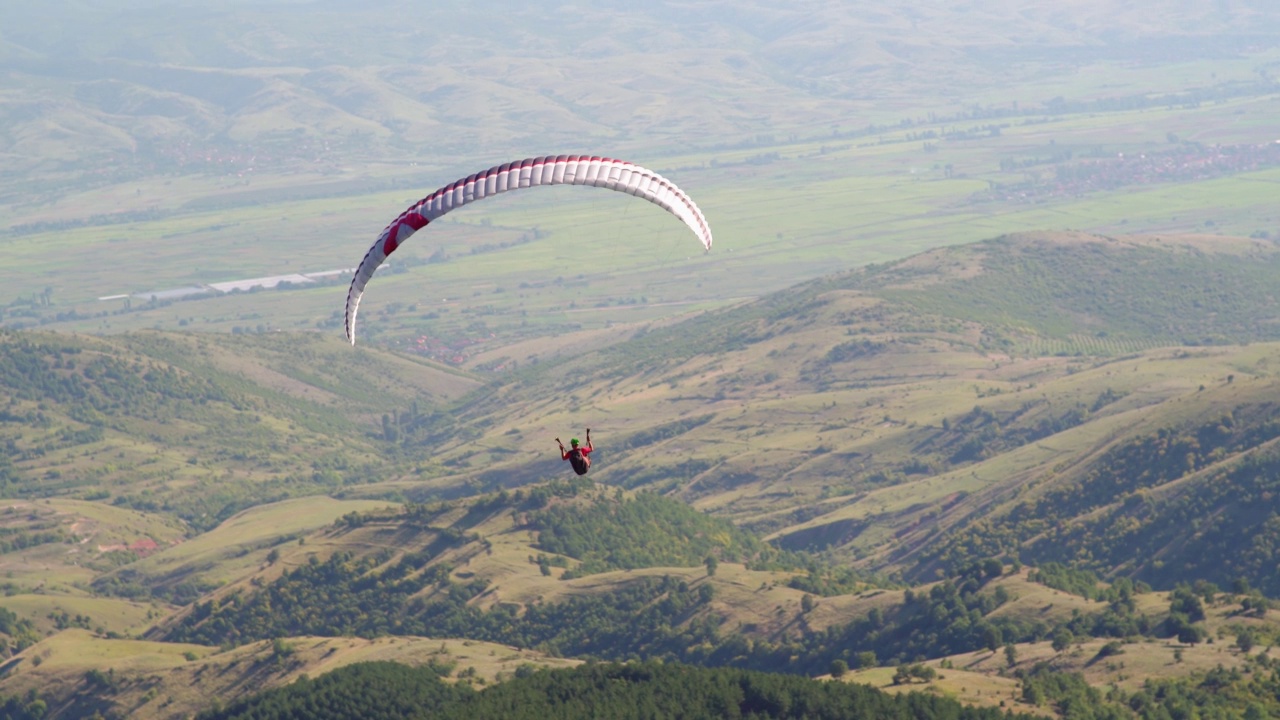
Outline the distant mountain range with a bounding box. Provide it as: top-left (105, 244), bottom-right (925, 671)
top-left (5, 1), bottom-right (1280, 184)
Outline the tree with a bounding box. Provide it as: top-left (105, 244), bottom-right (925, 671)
top-left (1170, 585), bottom-right (1206, 622)
top-left (704, 555), bottom-right (718, 577)
top-left (1236, 631), bottom-right (1255, 654)
top-left (1051, 628), bottom-right (1073, 653)
top-left (1004, 643), bottom-right (1018, 668)
top-left (981, 623), bottom-right (1002, 653)
top-left (698, 583), bottom-right (715, 604)
top-left (892, 663), bottom-right (937, 685)
top-left (1193, 580), bottom-right (1219, 605)
top-left (1177, 624), bottom-right (1205, 646)
top-left (829, 659), bottom-right (848, 678)
top-left (801, 594), bottom-right (816, 613)
top-left (1242, 592), bottom-right (1269, 617)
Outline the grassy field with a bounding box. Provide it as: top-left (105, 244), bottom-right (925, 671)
top-left (0, 499), bottom-right (187, 594)
top-left (107, 496), bottom-right (402, 600)
top-left (0, 629), bottom-right (578, 720)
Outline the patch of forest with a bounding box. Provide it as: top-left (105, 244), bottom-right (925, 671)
top-left (731, 564), bottom-right (1165, 677)
top-left (1017, 655), bottom-right (1280, 720)
top-left (196, 660), bottom-right (1034, 720)
top-left (919, 399), bottom-right (1099, 466)
top-left (530, 491), bottom-right (789, 577)
top-left (1046, 447), bottom-right (1280, 595)
top-left (165, 549), bottom-right (724, 661)
top-left (925, 406), bottom-right (1280, 593)
top-left (193, 650), bottom-right (1280, 720)
top-left (164, 538), bottom-right (1200, 676)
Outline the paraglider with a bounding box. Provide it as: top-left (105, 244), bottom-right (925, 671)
top-left (344, 155), bottom-right (714, 344)
top-left (557, 429), bottom-right (593, 475)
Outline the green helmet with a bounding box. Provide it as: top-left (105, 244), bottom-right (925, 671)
top-left (570, 438), bottom-right (579, 447)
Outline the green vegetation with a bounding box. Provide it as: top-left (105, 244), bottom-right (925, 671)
top-left (0, 330), bottom-right (470, 531)
top-left (0, 606), bottom-right (38, 654)
top-left (893, 664), bottom-right (938, 685)
top-left (786, 565), bottom-right (866, 597)
top-left (1028, 563), bottom-right (1103, 599)
top-left (881, 238), bottom-right (1280, 349)
top-left (197, 662), bottom-right (457, 720)
top-left (751, 566), bottom-right (1153, 675)
top-left (531, 492), bottom-right (787, 577)
top-left (198, 660), bottom-right (1036, 720)
top-left (5, 230), bottom-right (1280, 718)
top-left (920, 402), bottom-right (1092, 465)
top-left (162, 540), bottom-right (1164, 680)
top-left (1017, 659), bottom-right (1280, 720)
top-left (0, 692), bottom-right (48, 720)
top-left (932, 406), bottom-right (1280, 594)
top-left (167, 551), bottom-right (724, 663)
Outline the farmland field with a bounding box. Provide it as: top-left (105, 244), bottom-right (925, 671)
top-left (8, 90), bottom-right (1280, 367)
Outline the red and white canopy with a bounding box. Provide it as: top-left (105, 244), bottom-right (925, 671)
top-left (345, 155), bottom-right (713, 344)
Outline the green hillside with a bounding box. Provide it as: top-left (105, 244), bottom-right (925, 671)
top-left (7, 233), bottom-right (1280, 594)
top-left (871, 233), bottom-right (1280, 350)
top-left (0, 631), bottom-right (577, 720)
top-left (2, 233), bottom-right (1280, 717)
top-left (397, 234), bottom-right (1280, 589)
top-left (929, 402), bottom-right (1280, 593)
top-left (0, 330), bottom-right (475, 531)
top-left (195, 660), bottom-right (1036, 720)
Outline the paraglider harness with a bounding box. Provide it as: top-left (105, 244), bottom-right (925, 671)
top-left (557, 431), bottom-right (593, 476)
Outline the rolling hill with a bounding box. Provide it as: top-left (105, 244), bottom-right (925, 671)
top-left (7, 231), bottom-right (1280, 588)
top-left (0, 329), bottom-right (477, 532)
top-left (9, 2), bottom-right (1280, 716)
top-left (2, 231), bottom-right (1280, 716)
top-left (396, 232), bottom-right (1280, 587)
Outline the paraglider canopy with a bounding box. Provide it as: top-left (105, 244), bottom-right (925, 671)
top-left (344, 155), bottom-right (713, 344)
